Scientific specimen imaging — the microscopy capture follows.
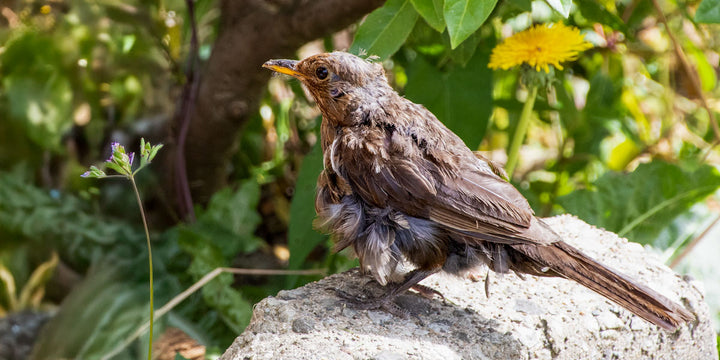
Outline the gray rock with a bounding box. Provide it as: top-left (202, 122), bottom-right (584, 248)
top-left (220, 215), bottom-right (717, 360)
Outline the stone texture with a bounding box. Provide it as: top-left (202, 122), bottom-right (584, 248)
top-left (221, 215), bottom-right (717, 360)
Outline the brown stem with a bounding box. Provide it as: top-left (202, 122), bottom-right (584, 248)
top-left (650, 0), bottom-right (720, 141)
top-left (669, 213), bottom-right (720, 268)
top-left (172, 0), bottom-right (200, 222)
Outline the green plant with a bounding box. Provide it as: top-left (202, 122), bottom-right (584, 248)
top-left (81, 139), bottom-right (163, 360)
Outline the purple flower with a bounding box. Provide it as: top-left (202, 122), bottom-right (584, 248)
top-left (128, 152), bottom-right (135, 166)
top-left (81, 170), bottom-right (92, 178)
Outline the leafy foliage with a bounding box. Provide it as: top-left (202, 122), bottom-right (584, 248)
top-left (411, 0), bottom-right (445, 32)
top-left (0, 168), bottom-right (143, 268)
top-left (350, 0), bottom-right (419, 59)
top-left (174, 180), bottom-right (262, 338)
top-left (558, 162), bottom-right (720, 245)
top-left (444, 0), bottom-right (498, 48)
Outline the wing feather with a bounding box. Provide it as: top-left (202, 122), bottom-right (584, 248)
top-left (332, 123), bottom-right (546, 245)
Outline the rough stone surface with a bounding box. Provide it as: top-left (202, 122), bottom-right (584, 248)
top-left (221, 215), bottom-right (717, 360)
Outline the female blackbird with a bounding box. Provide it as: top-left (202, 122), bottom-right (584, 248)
top-left (263, 52), bottom-right (692, 330)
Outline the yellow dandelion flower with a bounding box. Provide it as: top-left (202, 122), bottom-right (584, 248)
top-left (40, 5), bottom-right (51, 14)
top-left (489, 23), bottom-right (592, 73)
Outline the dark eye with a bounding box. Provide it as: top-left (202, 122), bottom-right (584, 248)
top-left (315, 66), bottom-right (328, 80)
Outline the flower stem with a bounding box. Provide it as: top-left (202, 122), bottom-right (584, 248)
top-left (130, 176), bottom-right (154, 360)
top-left (505, 85), bottom-right (538, 178)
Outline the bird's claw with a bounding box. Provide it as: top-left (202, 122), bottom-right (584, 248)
top-left (328, 287), bottom-right (410, 318)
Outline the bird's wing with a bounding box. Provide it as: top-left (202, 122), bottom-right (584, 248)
top-left (332, 125), bottom-right (548, 244)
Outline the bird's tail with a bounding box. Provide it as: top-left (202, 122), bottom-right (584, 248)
top-left (509, 240), bottom-right (694, 331)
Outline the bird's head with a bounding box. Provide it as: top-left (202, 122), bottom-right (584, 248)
top-left (263, 52), bottom-right (390, 124)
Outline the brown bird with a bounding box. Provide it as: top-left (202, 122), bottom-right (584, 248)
top-left (263, 52), bottom-right (693, 330)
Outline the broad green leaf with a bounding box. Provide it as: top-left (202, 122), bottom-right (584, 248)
top-left (411, 0), bottom-right (446, 32)
top-left (695, 0), bottom-right (720, 23)
top-left (558, 161), bottom-right (720, 245)
top-left (545, 0), bottom-right (572, 17)
top-left (444, 0), bottom-right (498, 48)
top-left (405, 51), bottom-right (493, 149)
top-left (288, 142), bottom-right (327, 270)
top-left (350, 0), bottom-right (419, 59)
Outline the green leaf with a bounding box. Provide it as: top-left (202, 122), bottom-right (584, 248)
top-left (449, 29), bottom-right (483, 66)
top-left (576, 0), bottom-right (627, 33)
top-left (558, 161), bottom-right (720, 245)
top-left (506, 0), bottom-right (532, 12)
top-left (404, 51), bottom-right (493, 149)
top-left (688, 46), bottom-right (717, 92)
top-left (695, 0), bottom-right (720, 23)
top-left (288, 142), bottom-right (327, 270)
top-left (191, 180), bottom-right (263, 257)
top-left (545, 0), bottom-right (572, 17)
top-left (444, 0), bottom-right (498, 48)
top-left (350, 0), bottom-right (419, 59)
top-left (411, 0), bottom-right (446, 32)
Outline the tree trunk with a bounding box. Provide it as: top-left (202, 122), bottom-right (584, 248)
top-left (168, 0), bottom-right (383, 214)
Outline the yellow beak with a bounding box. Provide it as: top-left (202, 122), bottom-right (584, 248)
top-left (263, 59), bottom-right (301, 78)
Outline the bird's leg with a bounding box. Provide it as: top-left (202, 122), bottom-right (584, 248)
top-left (334, 268), bottom-right (440, 316)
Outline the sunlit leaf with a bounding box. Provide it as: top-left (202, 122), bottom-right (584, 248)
top-left (350, 0), bottom-right (419, 59)
top-left (558, 161), bottom-right (720, 245)
top-left (411, 0), bottom-right (446, 32)
top-left (688, 46), bottom-right (717, 92)
top-left (444, 0), bottom-right (497, 48)
top-left (18, 252), bottom-right (58, 309)
top-left (0, 264), bottom-right (17, 312)
top-left (606, 137), bottom-right (641, 171)
top-left (545, 0), bottom-right (572, 17)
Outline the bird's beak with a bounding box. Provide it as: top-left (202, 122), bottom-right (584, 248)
top-left (263, 59), bottom-right (301, 78)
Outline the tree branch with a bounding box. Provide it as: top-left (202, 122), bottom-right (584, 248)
top-left (168, 0), bottom-right (383, 205)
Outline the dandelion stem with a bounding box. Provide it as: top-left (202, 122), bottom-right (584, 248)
top-left (130, 176), bottom-right (154, 360)
top-left (506, 85), bottom-right (538, 178)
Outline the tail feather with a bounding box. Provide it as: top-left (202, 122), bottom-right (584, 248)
top-left (510, 241), bottom-right (694, 331)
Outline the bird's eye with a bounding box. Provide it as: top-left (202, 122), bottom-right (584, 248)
top-left (315, 66), bottom-right (328, 80)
